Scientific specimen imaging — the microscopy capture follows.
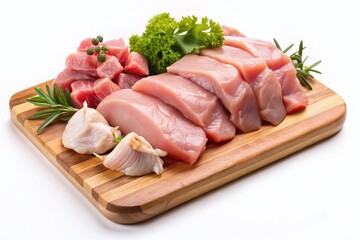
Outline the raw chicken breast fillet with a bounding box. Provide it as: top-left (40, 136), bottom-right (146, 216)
top-left (132, 73), bottom-right (236, 142)
top-left (224, 36), bottom-right (308, 113)
top-left (200, 46), bottom-right (286, 125)
top-left (96, 89), bottom-right (207, 165)
top-left (167, 54), bottom-right (261, 132)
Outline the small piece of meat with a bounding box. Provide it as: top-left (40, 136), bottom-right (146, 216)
top-left (102, 132), bottom-right (165, 176)
top-left (96, 55), bottom-right (123, 79)
top-left (77, 38), bottom-right (129, 66)
top-left (97, 89), bottom-right (207, 165)
top-left (221, 25), bottom-right (246, 37)
top-left (52, 68), bottom-right (97, 91)
top-left (66, 52), bottom-right (100, 76)
top-left (101, 38), bottom-right (129, 65)
top-left (77, 38), bottom-right (93, 52)
top-left (275, 62), bottom-right (308, 113)
top-left (124, 52), bottom-right (149, 76)
top-left (200, 46), bottom-right (286, 125)
top-left (62, 102), bottom-right (121, 155)
top-left (223, 36), bottom-right (308, 113)
top-left (115, 73), bottom-right (143, 89)
top-left (132, 73), bottom-right (236, 142)
top-left (70, 80), bottom-right (100, 108)
top-left (167, 54), bottom-right (261, 132)
top-left (93, 78), bottom-right (120, 101)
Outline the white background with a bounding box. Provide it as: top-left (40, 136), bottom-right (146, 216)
top-left (1, 0), bottom-right (359, 239)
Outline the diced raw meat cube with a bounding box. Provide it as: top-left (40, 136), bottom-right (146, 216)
top-left (52, 68), bottom-right (97, 91)
top-left (93, 78), bottom-right (120, 101)
top-left (65, 52), bottom-right (100, 76)
top-left (124, 52), bottom-right (149, 76)
top-left (77, 38), bottom-right (93, 52)
top-left (101, 38), bottom-right (129, 65)
top-left (70, 80), bottom-right (100, 108)
top-left (96, 55), bottom-right (123, 79)
top-left (115, 73), bottom-right (143, 89)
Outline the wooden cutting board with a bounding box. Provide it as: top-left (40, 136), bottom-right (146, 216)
top-left (9, 79), bottom-right (346, 224)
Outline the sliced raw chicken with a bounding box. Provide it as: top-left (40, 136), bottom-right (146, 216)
top-left (167, 54), bottom-right (261, 132)
top-left (221, 25), bottom-right (246, 37)
top-left (224, 36), bottom-right (308, 113)
top-left (96, 89), bottom-right (207, 165)
top-left (132, 73), bottom-right (236, 142)
top-left (200, 46), bottom-right (286, 125)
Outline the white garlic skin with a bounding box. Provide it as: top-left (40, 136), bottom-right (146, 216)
top-left (62, 102), bottom-right (120, 154)
top-left (103, 132), bottom-right (166, 176)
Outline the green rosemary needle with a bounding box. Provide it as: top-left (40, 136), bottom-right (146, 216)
top-left (27, 84), bottom-right (78, 133)
top-left (273, 38), bottom-right (322, 90)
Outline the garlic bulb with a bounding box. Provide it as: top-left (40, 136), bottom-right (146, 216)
top-left (102, 132), bottom-right (166, 176)
top-left (62, 102), bottom-right (121, 154)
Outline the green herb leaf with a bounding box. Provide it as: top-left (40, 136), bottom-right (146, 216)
top-left (27, 84), bottom-right (78, 133)
top-left (36, 112), bottom-right (62, 134)
top-left (274, 38), bottom-right (322, 90)
top-left (129, 13), bottom-right (224, 75)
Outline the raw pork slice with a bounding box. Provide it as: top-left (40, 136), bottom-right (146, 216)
top-left (132, 73), bottom-right (236, 142)
top-left (223, 36), bottom-right (308, 113)
top-left (167, 54), bottom-right (261, 132)
top-left (96, 89), bottom-right (207, 165)
top-left (200, 46), bottom-right (286, 125)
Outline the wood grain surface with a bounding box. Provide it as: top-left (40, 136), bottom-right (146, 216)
top-left (9, 79), bottom-right (346, 224)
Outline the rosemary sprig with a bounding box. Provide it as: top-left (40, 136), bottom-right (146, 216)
top-left (273, 38), bottom-right (321, 90)
top-left (27, 84), bottom-right (78, 133)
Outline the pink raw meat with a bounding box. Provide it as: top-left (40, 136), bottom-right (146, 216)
top-left (221, 25), bottom-right (246, 37)
top-left (132, 73), bottom-right (236, 142)
top-left (224, 36), bottom-right (308, 113)
top-left (52, 68), bottom-right (97, 91)
top-left (93, 78), bottom-right (120, 101)
top-left (70, 80), bottom-right (100, 108)
top-left (77, 38), bottom-right (93, 52)
top-left (101, 38), bottom-right (129, 65)
top-left (200, 46), bottom-right (286, 125)
top-left (124, 52), bottom-right (149, 76)
top-left (66, 52), bottom-right (100, 77)
top-left (115, 73), bottom-right (143, 89)
top-left (97, 89), bottom-right (207, 165)
top-left (96, 55), bottom-right (123, 79)
top-left (167, 54), bottom-right (261, 132)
